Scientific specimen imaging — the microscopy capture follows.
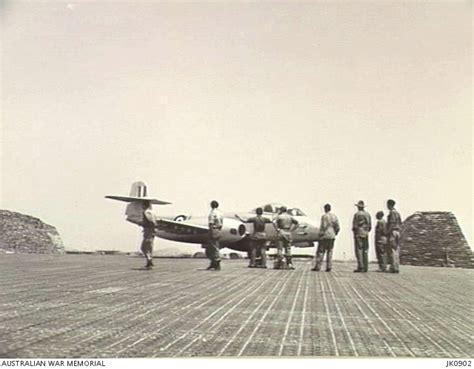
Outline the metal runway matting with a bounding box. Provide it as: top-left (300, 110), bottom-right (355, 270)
top-left (0, 254), bottom-right (472, 358)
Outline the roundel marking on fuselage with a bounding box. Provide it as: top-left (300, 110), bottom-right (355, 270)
top-left (174, 215), bottom-right (187, 222)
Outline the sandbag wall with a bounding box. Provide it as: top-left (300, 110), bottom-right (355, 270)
top-left (0, 210), bottom-right (65, 254)
top-left (400, 211), bottom-right (474, 268)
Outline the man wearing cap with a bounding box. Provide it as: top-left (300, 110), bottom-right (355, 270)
top-left (141, 200), bottom-right (156, 269)
top-left (236, 207), bottom-right (272, 268)
top-left (312, 203), bottom-right (340, 272)
top-left (273, 206), bottom-right (299, 270)
top-left (206, 200), bottom-right (224, 271)
top-left (352, 200), bottom-right (372, 272)
top-left (386, 199), bottom-right (402, 273)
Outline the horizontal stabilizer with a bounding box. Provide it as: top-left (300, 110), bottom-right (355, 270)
top-left (105, 195), bottom-right (172, 205)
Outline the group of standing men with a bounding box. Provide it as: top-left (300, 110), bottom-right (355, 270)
top-left (207, 202), bottom-right (303, 271)
top-left (211, 198), bottom-right (402, 273)
top-left (315, 199), bottom-right (402, 274)
top-left (138, 199), bottom-right (227, 270)
top-left (139, 197), bottom-right (402, 274)
top-left (234, 204), bottom-right (299, 270)
top-left (235, 198), bottom-right (403, 274)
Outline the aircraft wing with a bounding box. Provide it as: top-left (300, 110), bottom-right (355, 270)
top-left (155, 218), bottom-right (209, 235)
top-left (105, 195), bottom-right (172, 205)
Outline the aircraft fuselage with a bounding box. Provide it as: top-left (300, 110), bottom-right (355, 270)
top-left (149, 209), bottom-right (320, 252)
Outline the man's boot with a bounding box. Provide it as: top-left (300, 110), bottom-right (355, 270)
top-left (312, 260), bottom-right (320, 271)
top-left (206, 261), bottom-right (215, 270)
top-left (214, 260), bottom-right (221, 271)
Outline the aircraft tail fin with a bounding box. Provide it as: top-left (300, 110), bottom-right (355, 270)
top-left (129, 181), bottom-right (148, 197)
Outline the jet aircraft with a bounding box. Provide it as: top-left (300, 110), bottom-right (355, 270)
top-left (106, 181), bottom-right (320, 253)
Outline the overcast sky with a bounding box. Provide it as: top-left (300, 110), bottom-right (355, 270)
top-left (1, 1), bottom-right (472, 260)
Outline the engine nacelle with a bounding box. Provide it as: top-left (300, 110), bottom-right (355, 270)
top-left (219, 218), bottom-right (247, 244)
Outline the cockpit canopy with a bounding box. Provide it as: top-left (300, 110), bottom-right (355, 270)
top-left (288, 208), bottom-right (306, 216)
top-left (252, 203), bottom-right (306, 216)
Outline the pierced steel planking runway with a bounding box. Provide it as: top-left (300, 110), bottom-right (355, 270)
top-left (0, 254), bottom-right (472, 358)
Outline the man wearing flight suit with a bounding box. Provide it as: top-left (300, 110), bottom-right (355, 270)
top-left (386, 199), bottom-right (402, 273)
top-left (374, 211), bottom-right (388, 272)
top-left (207, 200), bottom-right (224, 271)
top-left (312, 203), bottom-right (340, 272)
top-left (237, 207), bottom-right (272, 268)
top-left (273, 206), bottom-right (299, 270)
top-left (352, 200), bottom-right (372, 273)
top-left (141, 201), bottom-right (157, 269)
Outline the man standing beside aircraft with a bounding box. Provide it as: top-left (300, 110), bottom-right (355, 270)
top-left (273, 206), bottom-right (299, 270)
top-left (141, 201), bottom-right (157, 269)
top-left (352, 200), bottom-right (372, 273)
top-left (312, 204), bottom-right (340, 272)
top-left (207, 200), bottom-right (224, 271)
top-left (386, 199), bottom-right (402, 273)
top-left (236, 207), bottom-right (272, 268)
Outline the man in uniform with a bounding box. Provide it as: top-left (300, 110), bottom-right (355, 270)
top-left (273, 206), bottom-right (299, 270)
top-left (141, 200), bottom-right (157, 269)
top-left (386, 199), bottom-right (402, 273)
top-left (374, 211), bottom-right (388, 272)
top-left (312, 203), bottom-right (340, 272)
top-left (237, 207), bottom-right (272, 268)
top-left (352, 200), bottom-right (372, 272)
top-left (207, 200), bottom-right (224, 271)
